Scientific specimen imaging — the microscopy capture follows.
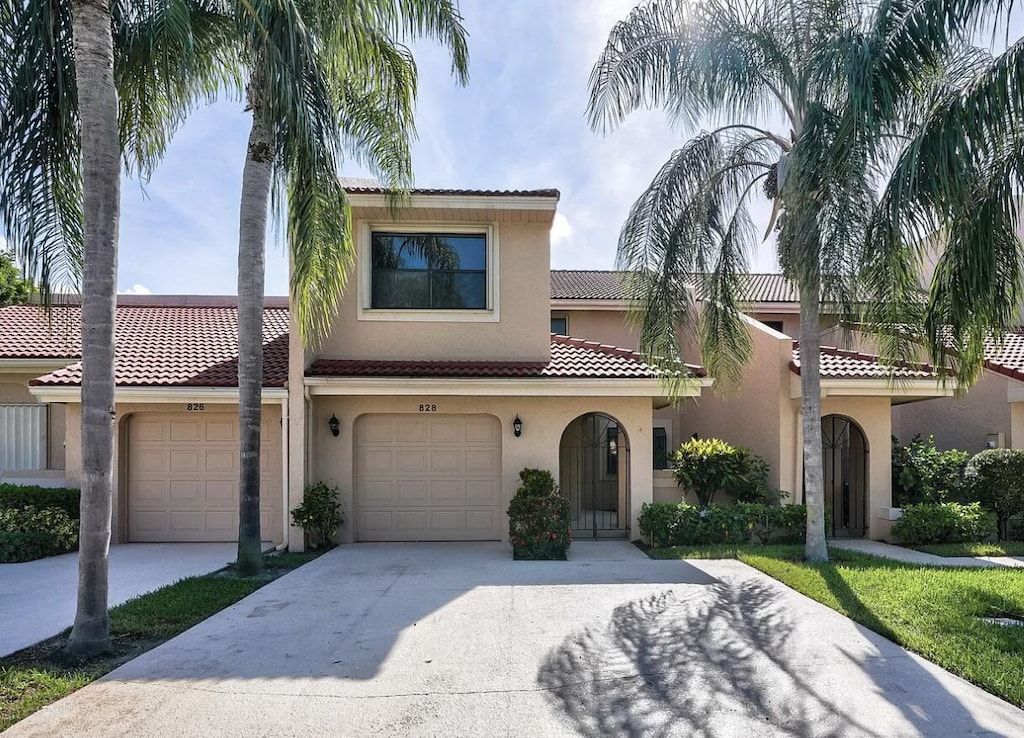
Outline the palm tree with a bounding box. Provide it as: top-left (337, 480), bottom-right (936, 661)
top-left (588, 0), bottom-right (1020, 562)
top-left (227, 0), bottom-right (469, 574)
top-left (0, 0), bottom-right (234, 657)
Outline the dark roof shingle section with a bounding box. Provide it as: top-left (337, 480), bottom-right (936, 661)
top-left (344, 185), bottom-right (560, 198)
top-left (791, 344), bottom-right (936, 379)
top-left (0, 304), bottom-right (289, 388)
top-left (307, 334), bottom-right (705, 380)
top-left (551, 271), bottom-right (630, 300)
top-left (550, 270), bottom-right (799, 303)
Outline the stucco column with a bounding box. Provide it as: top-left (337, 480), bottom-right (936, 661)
top-left (287, 304), bottom-right (307, 551)
top-left (1011, 402), bottom-right (1024, 449)
top-left (628, 409), bottom-right (653, 538)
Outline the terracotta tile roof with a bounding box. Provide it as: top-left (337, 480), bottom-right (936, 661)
top-left (790, 344), bottom-right (936, 379)
top-left (307, 334), bottom-right (705, 380)
top-left (550, 270), bottom-right (799, 303)
top-left (344, 185), bottom-right (560, 199)
top-left (983, 331), bottom-right (1024, 381)
top-left (0, 304), bottom-right (289, 388)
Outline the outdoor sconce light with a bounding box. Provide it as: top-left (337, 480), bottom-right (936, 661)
top-left (513, 414), bottom-right (523, 438)
top-left (328, 413), bottom-right (340, 437)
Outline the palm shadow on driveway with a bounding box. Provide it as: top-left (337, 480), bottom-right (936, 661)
top-left (536, 574), bottom-right (1010, 738)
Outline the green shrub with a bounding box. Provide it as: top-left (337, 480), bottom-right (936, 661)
top-left (671, 438), bottom-right (774, 506)
top-left (638, 501), bottom-right (808, 547)
top-left (0, 505), bottom-right (79, 562)
top-left (891, 502), bottom-right (996, 545)
top-left (0, 485), bottom-right (80, 518)
top-left (514, 468), bottom-right (558, 498)
top-left (0, 530), bottom-right (57, 562)
top-left (891, 435), bottom-right (968, 507)
top-left (961, 449), bottom-right (1024, 540)
top-left (290, 482), bottom-right (343, 548)
top-left (508, 468), bottom-right (571, 560)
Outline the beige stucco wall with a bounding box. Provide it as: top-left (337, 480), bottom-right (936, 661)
top-left (63, 400), bottom-right (285, 544)
top-left (0, 374), bottom-right (37, 403)
top-left (558, 309), bottom-right (638, 349)
top-left (317, 218), bottom-right (552, 362)
top-left (892, 371), bottom-right (1012, 452)
top-left (304, 394), bottom-right (654, 545)
top-left (681, 320), bottom-right (792, 493)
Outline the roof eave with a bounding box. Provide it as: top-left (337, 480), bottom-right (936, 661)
top-left (304, 375), bottom-right (702, 398)
top-left (28, 386), bottom-right (289, 403)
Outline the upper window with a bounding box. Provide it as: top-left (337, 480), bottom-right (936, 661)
top-left (550, 314), bottom-right (568, 335)
top-left (371, 232), bottom-right (487, 310)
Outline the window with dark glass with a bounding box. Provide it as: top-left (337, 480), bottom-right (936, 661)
top-left (606, 426), bottom-right (619, 475)
top-left (371, 232), bottom-right (487, 310)
top-left (762, 320), bottom-right (785, 333)
top-left (653, 427), bottom-right (668, 470)
top-left (551, 314), bottom-right (568, 335)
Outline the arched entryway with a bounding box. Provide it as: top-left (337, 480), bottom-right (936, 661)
top-left (558, 413), bottom-right (629, 538)
top-left (821, 414), bottom-right (868, 538)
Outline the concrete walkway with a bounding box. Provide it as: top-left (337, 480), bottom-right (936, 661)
top-left (831, 539), bottom-right (1024, 568)
top-left (6, 541), bottom-right (1024, 737)
top-left (0, 543), bottom-right (236, 657)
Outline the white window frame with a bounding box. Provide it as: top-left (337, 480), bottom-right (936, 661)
top-left (550, 312), bottom-right (569, 335)
top-left (357, 222), bottom-right (500, 322)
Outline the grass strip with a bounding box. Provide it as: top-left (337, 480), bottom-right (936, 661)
top-left (643, 543), bottom-right (1024, 708)
top-left (1, 549), bottom-right (323, 731)
top-left (911, 541), bottom-right (1024, 557)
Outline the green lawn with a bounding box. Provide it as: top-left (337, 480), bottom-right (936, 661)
top-left (0, 549), bottom-right (324, 731)
top-left (646, 544), bottom-right (1024, 708)
top-left (912, 541), bottom-right (1024, 557)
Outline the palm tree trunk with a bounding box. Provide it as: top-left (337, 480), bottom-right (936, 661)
top-left (66, 0), bottom-right (118, 657)
top-left (800, 278), bottom-right (829, 562)
top-left (235, 72), bottom-right (272, 576)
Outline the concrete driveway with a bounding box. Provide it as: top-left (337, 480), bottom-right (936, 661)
top-left (0, 543), bottom-right (236, 657)
top-left (5, 541), bottom-right (1024, 737)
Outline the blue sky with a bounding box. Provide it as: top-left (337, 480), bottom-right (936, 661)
top-left (117, 0), bottom-right (782, 296)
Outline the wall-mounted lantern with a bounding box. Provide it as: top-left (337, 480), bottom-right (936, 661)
top-left (328, 413), bottom-right (340, 437)
top-left (513, 414), bottom-right (523, 438)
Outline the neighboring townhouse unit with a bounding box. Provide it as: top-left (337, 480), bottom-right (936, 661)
top-left (0, 297), bottom-right (290, 545)
top-left (549, 270), bottom-right (1008, 539)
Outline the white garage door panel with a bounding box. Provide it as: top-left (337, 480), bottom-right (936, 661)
top-left (355, 414), bottom-right (502, 542)
top-left (128, 413), bottom-right (282, 542)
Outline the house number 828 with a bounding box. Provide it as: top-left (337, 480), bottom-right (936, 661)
top-left (418, 404), bottom-right (437, 412)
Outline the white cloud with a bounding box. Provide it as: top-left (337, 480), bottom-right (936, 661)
top-left (550, 212), bottom-right (573, 249)
top-left (119, 284), bottom-right (152, 295)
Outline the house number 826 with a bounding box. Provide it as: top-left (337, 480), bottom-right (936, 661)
top-left (418, 404), bottom-right (437, 412)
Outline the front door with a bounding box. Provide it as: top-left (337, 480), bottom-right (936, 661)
top-left (559, 413), bottom-right (628, 538)
top-left (821, 415), bottom-right (867, 538)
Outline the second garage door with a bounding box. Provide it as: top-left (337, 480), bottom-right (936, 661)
top-left (355, 414), bottom-right (503, 541)
top-left (127, 412), bottom-right (282, 542)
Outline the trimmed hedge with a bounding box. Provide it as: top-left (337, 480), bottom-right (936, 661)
top-left (0, 530), bottom-right (58, 563)
top-left (507, 468), bottom-right (571, 560)
top-left (639, 501), bottom-right (808, 548)
top-left (891, 502), bottom-right (996, 545)
top-left (0, 505), bottom-right (79, 562)
top-left (0, 486), bottom-right (81, 562)
top-left (961, 449), bottom-right (1024, 540)
top-left (0, 485), bottom-right (80, 518)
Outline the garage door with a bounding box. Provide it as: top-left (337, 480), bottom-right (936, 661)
top-left (355, 414), bottom-right (503, 541)
top-left (127, 413), bottom-right (282, 542)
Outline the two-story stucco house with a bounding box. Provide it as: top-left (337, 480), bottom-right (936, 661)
top-left (4, 184), bottom-right (1024, 548)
